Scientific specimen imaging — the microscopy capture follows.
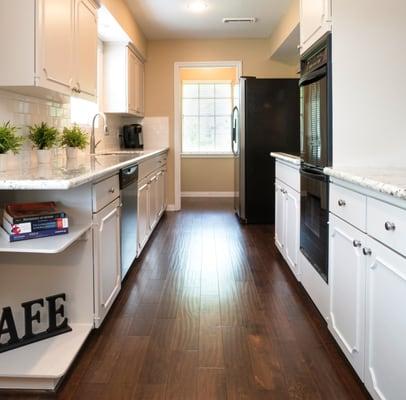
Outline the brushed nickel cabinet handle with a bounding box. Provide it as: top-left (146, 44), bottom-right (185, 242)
top-left (363, 247), bottom-right (372, 256)
top-left (384, 221), bottom-right (396, 231)
top-left (108, 188), bottom-right (115, 194)
top-left (338, 199), bottom-right (346, 207)
top-left (353, 240), bottom-right (362, 248)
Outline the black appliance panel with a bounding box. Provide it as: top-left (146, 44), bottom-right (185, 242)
top-left (243, 78), bottom-right (300, 224)
top-left (300, 168), bottom-right (329, 282)
top-left (300, 34), bottom-right (332, 169)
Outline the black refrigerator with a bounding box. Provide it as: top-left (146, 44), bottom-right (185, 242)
top-left (232, 77), bottom-right (300, 224)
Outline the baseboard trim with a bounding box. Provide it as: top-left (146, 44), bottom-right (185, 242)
top-left (166, 204), bottom-right (179, 211)
top-left (181, 191), bottom-right (236, 198)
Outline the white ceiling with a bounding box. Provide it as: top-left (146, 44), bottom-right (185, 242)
top-left (125, 0), bottom-right (292, 40)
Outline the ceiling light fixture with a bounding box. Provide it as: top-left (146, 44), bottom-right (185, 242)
top-left (187, 1), bottom-right (208, 13)
top-left (222, 17), bottom-right (257, 24)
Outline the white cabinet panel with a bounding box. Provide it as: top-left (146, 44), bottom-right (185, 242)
top-left (365, 237), bottom-right (406, 400)
top-left (329, 214), bottom-right (366, 379)
top-left (37, 0), bottom-right (74, 93)
top-left (275, 180), bottom-right (285, 253)
top-left (93, 198), bottom-right (121, 328)
top-left (74, 0), bottom-right (97, 97)
top-left (285, 187), bottom-right (300, 279)
top-left (137, 180), bottom-right (150, 254)
top-left (300, 0), bottom-right (331, 54)
top-left (148, 173), bottom-right (159, 230)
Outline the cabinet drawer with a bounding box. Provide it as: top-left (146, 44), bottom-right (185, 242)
top-left (367, 198), bottom-right (406, 256)
top-left (139, 153), bottom-right (167, 181)
top-left (93, 174), bottom-right (120, 213)
top-left (330, 184), bottom-right (367, 231)
top-left (275, 161), bottom-right (300, 192)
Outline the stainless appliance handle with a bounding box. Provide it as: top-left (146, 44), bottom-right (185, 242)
top-left (123, 166), bottom-right (138, 176)
top-left (231, 106), bottom-right (238, 156)
top-left (300, 167), bottom-right (329, 182)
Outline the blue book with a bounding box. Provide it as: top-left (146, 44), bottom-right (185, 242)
top-left (7, 228), bottom-right (69, 243)
top-left (2, 217), bottom-right (69, 235)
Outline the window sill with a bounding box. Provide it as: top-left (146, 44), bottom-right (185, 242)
top-left (181, 153), bottom-right (234, 159)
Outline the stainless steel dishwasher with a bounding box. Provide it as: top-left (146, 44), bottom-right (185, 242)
top-left (119, 164), bottom-right (138, 280)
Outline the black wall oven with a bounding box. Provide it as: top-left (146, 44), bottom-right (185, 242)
top-left (299, 33), bottom-right (332, 283)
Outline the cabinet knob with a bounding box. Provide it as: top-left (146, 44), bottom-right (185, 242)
top-left (352, 240), bottom-right (362, 248)
top-left (109, 188), bottom-right (115, 194)
top-left (362, 247), bottom-right (372, 256)
top-left (384, 221), bottom-right (396, 231)
top-left (338, 199), bottom-right (346, 207)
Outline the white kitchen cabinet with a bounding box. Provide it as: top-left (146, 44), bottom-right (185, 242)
top-left (137, 155), bottom-right (167, 256)
top-left (93, 197), bottom-right (121, 328)
top-left (364, 236), bottom-right (406, 400)
top-left (275, 180), bottom-right (286, 252)
top-left (137, 179), bottom-right (150, 254)
top-left (103, 44), bottom-right (145, 117)
top-left (274, 160), bottom-right (301, 280)
top-left (300, 0), bottom-right (331, 54)
top-left (0, 0), bottom-right (98, 99)
top-left (329, 214), bottom-right (366, 379)
top-left (148, 172), bottom-right (159, 230)
top-left (73, 0), bottom-right (98, 98)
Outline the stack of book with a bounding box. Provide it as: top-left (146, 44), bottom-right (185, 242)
top-left (1, 202), bottom-right (69, 242)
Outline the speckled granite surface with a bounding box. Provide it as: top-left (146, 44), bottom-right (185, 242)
top-left (0, 148), bottom-right (168, 190)
top-left (270, 152), bottom-right (301, 166)
top-left (324, 167), bottom-right (406, 200)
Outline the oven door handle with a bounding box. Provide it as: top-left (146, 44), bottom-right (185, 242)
top-left (301, 168), bottom-right (329, 182)
top-left (299, 66), bottom-right (327, 87)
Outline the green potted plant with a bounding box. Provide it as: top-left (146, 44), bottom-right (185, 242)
top-left (28, 122), bottom-right (59, 164)
top-left (61, 125), bottom-right (89, 159)
top-left (0, 122), bottom-right (24, 172)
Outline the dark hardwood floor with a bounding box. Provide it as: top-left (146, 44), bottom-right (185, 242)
top-left (2, 198), bottom-right (370, 400)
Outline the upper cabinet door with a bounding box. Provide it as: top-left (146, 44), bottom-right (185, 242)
top-left (127, 49), bottom-right (137, 114)
top-left (74, 0), bottom-right (97, 98)
top-left (365, 237), bottom-right (406, 400)
top-left (37, 0), bottom-right (74, 93)
top-left (300, 0), bottom-right (331, 54)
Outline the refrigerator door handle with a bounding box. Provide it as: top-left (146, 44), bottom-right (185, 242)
top-left (231, 106), bottom-right (238, 156)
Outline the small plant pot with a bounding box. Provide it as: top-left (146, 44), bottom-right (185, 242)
top-left (37, 149), bottom-right (52, 164)
top-left (66, 147), bottom-right (80, 160)
top-left (0, 153), bottom-right (9, 172)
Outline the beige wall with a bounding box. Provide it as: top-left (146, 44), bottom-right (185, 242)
top-left (180, 67), bottom-right (237, 82)
top-left (101, 0), bottom-right (147, 58)
top-left (144, 38), bottom-right (298, 205)
top-left (181, 158), bottom-right (234, 192)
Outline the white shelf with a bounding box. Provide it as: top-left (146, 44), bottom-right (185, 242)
top-left (0, 224), bottom-right (92, 254)
top-left (0, 323), bottom-right (93, 390)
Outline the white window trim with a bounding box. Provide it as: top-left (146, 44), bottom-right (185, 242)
top-left (181, 80), bottom-right (234, 155)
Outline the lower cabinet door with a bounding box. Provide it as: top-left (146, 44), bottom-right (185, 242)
top-left (137, 180), bottom-right (150, 254)
top-left (93, 198), bottom-right (121, 328)
top-left (284, 187), bottom-right (300, 279)
top-left (275, 180), bottom-right (286, 253)
top-left (156, 170), bottom-right (165, 217)
top-left (364, 237), bottom-right (406, 400)
top-left (148, 174), bottom-right (158, 229)
top-left (328, 214), bottom-right (366, 379)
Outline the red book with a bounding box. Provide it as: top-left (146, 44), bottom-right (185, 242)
top-left (4, 202), bottom-right (67, 224)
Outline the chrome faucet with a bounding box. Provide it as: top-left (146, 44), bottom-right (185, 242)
top-left (90, 112), bottom-right (107, 154)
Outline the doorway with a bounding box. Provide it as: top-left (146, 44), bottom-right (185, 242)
top-left (174, 61), bottom-right (242, 210)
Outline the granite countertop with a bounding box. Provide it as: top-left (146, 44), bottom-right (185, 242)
top-left (0, 148), bottom-right (169, 190)
top-left (270, 152), bottom-right (301, 166)
top-left (324, 166), bottom-right (406, 200)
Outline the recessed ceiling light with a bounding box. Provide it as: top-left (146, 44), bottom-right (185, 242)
top-left (222, 17), bottom-right (258, 23)
top-left (187, 1), bottom-right (208, 13)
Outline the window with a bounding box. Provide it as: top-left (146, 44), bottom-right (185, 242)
top-left (182, 81), bottom-right (237, 154)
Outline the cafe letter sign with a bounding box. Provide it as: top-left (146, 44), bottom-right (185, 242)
top-left (0, 293), bottom-right (71, 353)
